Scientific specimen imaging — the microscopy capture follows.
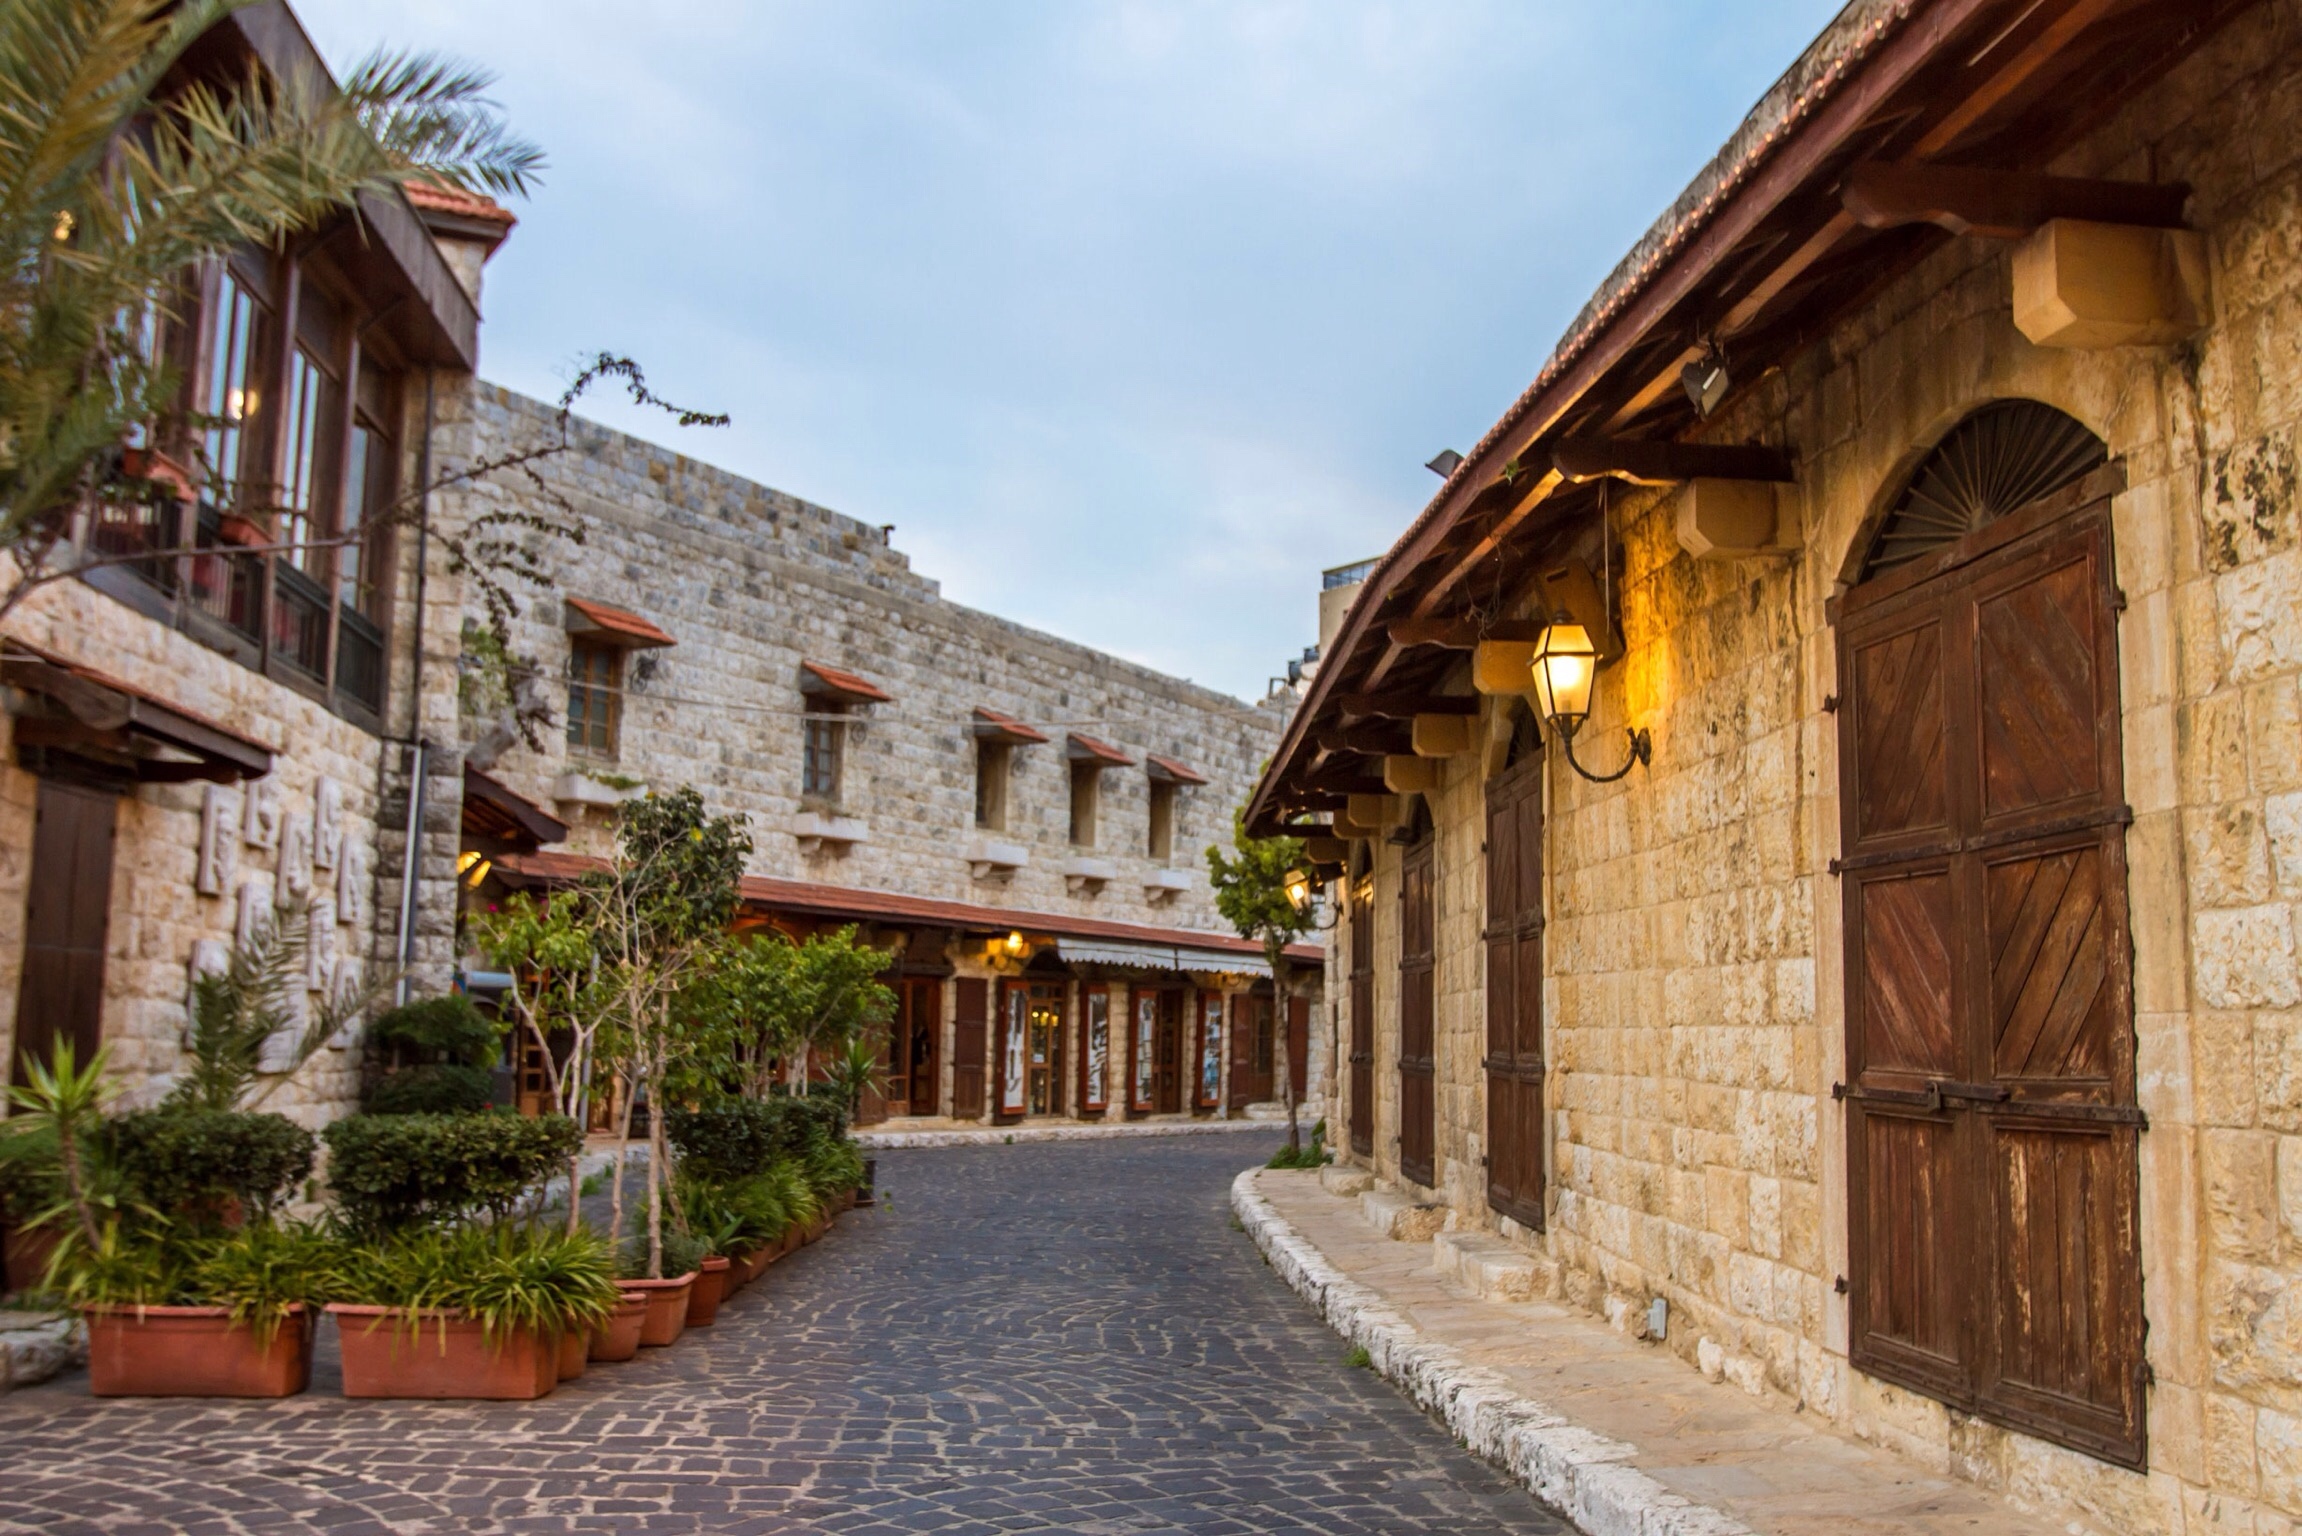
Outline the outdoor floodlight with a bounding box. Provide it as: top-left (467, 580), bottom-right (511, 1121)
top-left (1426, 449), bottom-right (1465, 478)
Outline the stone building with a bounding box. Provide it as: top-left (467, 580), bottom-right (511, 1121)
top-left (0, 0), bottom-right (1321, 1167)
top-left (1251, 0), bottom-right (2302, 1530)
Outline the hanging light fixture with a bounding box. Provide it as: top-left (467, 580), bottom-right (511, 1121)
top-left (1001, 930), bottom-right (1029, 959)
top-left (1283, 867), bottom-right (1313, 913)
top-left (1680, 343), bottom-right (1730, 418)
top-left (1529, 621), bottom-right (1651, 783)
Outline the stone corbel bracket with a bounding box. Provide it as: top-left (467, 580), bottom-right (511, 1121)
top-left (1143, 868), bottom-right (1192, 906)
top-left (791, 812), bottom-right (869, 857)
top-left (1063, 856), bottom-right (1118, 896)
top-left (969, 840), bottom-right (1028, 883)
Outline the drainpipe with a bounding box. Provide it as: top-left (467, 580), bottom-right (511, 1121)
top-left (393, 369), bottom-right (438, 1004)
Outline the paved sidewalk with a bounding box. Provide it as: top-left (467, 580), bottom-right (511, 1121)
top-left (854, 1115), bottom-right (1277, 1149)
top-left (1238, 1167), bottom-right (2083, 1536)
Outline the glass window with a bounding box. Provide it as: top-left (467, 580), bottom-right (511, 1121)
top-left (200, 268), bottom-right (261, 504)
top-left (803, 705), bottom-right (845, 802)
top-left (279, 348), bottom-right (328, 571)
top-left (567, 641), bottom-right (620, 756)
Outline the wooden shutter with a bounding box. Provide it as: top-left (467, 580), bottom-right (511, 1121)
top-left (1398, 839), bottom-right (1437, 1187)
top-left (1839, 486), bottom-right (2143, 1469)
top-left (1348, 886), bottom-right (1375, 1156)
top-left (11, 782), bottom-right (118, 1088)
top-left (1484, 750), bottom-right (1546, 1228)
top-left (951, 977), bottom-right (988, 1119)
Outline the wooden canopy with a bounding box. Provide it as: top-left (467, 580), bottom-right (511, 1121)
top-left (460, 766), bottom-right (568, 853)
top-left (1249, 0), bottom-right (2256, 835)
top-left (1, 642), bottom-right (273, 786)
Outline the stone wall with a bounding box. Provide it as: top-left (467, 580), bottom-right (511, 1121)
top-left (1330, 5), bottom-right (2302, 1531)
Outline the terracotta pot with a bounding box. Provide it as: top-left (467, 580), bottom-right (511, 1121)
top-left (838, 1187), bottom-right (857, 1214)
top-left (3, 1222), bottom-right (60, 1294)
top-left (556, 1328), bottom-right (587, 1382)
top-left (120, 446), bottom-right (196, 500)
top-left (216, 511), bottom-right (268, 548)
top-left (328, 1306), bottom-right (557, 1400)
top-left (589, 1291), bottom-right (648, 1362)
top-left (86, 1304), bottom-right (311, 1398)
top-left (802, 1214), bottom-right (832, 1245)
top-left (621, 1274), bottom-right (696, 1347)
top-left (685, 1256), bottom-right (731, 1328)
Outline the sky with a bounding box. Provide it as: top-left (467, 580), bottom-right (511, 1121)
top-left (291, 1), bottom-right (1847, 703)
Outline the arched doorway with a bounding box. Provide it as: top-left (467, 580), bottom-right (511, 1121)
top-left (1835, 400), bottom-right (2144, 1468)
top-left (1485, 700), bottom-right (1546, 1228)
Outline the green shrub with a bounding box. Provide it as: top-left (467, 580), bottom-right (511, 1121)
top-left (336, 1221), bottom-right (617, 1341)
top-left (801, 1135), bottom-right (865, 1200)
top-left (50, 1219), bottom-right (342, 1343)
top-left (322, 1112), bottom-right (581, 1233)
top-left (665, 1096), bottom-right (840, 1182)
top-left (368, 994), bottom-right (500, 1068)
top-left (107, 1109), bottom-right (316, 1223)
top-left (362, 1064), bottom-right (496, 1117)
top-left (615, 1222), bottom-right (709, 1281)
top-left (1266, 1122), bottom-right (1331, 1170)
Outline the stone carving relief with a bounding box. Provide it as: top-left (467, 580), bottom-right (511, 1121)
top-left (313, 777), bottom-right (343, 870)
top-left (196, 784), bottom-right (237, 897)
top-left (242, 776), bottom-right (280, 849)
top-left (278, 812), bottom-right (312, 900)
top-left (307, 901), bottom-right (337, 992)
top-left (336, 842), bottom-right (369, 929)
top-left (184, 938), bottom-right (229, 1047)
top-left (235, 879), bottom-right (272, 950)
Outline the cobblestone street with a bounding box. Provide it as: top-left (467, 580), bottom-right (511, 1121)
top-left (0, 1136), bottom-right (1563, 1534)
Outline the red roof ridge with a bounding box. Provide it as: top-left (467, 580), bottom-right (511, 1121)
top-left (800, 660), bottom-right (893, 703)
top-left (403, 178), bottom-right (518, 228)
top-left (565, 596), bottom-right (676, 648)
top-left (1066, 732), bottom-right (1134, 767)
top-left (1145, 753), bottom-right (1208, 786)
top-left (973, 706), bottom-right (1050, 744)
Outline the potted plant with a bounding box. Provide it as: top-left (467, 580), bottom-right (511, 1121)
top-left (620, 1229), bottom-right (704, 1348)
top-left (77, 1221), bottom-right (338, 1397)
top-left (588, 1289), bottom-right (650, 1363)
top-left (330, 1222), bottom-right (616, 1400)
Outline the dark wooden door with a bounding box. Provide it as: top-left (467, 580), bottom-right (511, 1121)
top-left (1485, 749), bottom-right (1547, 1229)
top-left (1348, 885), bottom-right (1374, 1156)
top-left (951, 977), bottom-right (988, 1120)
top-left (1154, 990), bottom-right (1183, 1113)
top-left (882, 977), bottom-right (939, 1116)
top-left (1398, 839), bottom-right (1436, 1187)
top-left (11, 781), bottom-right (118, 1088)
top-left (1839, 491), bottom-right (2143, 1469)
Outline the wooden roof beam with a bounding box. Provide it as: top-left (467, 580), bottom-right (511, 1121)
top-left (1333, 690), bottom-right (1480, 719)
top-left (1384, 617), bottom-right (1546, 650)
top-left (1839, 160), bottom-right (2191, 240)
top-left (1552, 437), bottom-right (1797, 485)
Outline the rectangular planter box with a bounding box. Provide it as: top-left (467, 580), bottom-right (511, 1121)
top-left (87, 1305), bottom-right (311, 1398)
top-left (620, 1275), bottom-right (695, 1347)
top-left (589, 1292), bottom-right (649, 1363)
top-left (329, 1307), bottom-right (556, 1400)
top-left (685, 1257), bottom-right (731, 1327)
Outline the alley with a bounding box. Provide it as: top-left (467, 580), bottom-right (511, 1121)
top-left (0, 1137), bottom-right (1563, 1535)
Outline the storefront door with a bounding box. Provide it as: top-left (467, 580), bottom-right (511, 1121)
top-left (11, 780), bottom-right (117, 1087)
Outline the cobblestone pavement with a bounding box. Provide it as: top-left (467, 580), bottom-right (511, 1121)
top-left (0, 1136), bottom-right (1567, 1535)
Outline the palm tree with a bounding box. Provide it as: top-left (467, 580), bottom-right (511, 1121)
top-left (0, 0), bottom-right (544, 577)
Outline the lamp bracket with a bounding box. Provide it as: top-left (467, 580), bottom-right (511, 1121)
top-left (1558, 724), bottom-right (1652, 785)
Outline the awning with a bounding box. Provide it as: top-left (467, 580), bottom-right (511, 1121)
top-left (1145, 753), bottom-right (1207, 786)
top-left (462, 766), bottom-right (568, 851)
top-left (565, 596), bottom-right (675, 649)
top-left (801, 660), bottom-right (892, 704)
top-left (973, 706), bottom-right (1048, 745)
top-left (1057, 937), bottom-right (1271, 979)
top-left (1066, 732), bottom-right (1134, 767)
top-left (2, 642), bottom-right (272, 784)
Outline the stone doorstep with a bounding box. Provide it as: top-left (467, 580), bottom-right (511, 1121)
top-left (0, 1313), bottom-right (81, 1394)
top-left (1236, 1168), bottom-right (2081, 1536)
top-left (1360, 1187), bottom-right (1450, 1243)
top-left (1433, 1230), bottom-right (1557, 1305)
top-left (1319, 1164), bottom-right (1374, 1199)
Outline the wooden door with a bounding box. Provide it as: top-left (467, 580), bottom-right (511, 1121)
top-left (880, 977), bottom-right (940, 1117)
top-left (1024, 982), bottom-right (1063, 1116)
top-left (1348, 885), bottom-right (1375, 1156)
top-left (952, 977), bottom-right (988, 1120)
top-left (1484, 748), bottom-right (1547, 1228)
top-left (1154, 990), bottom-right (1183, 1113)
top-left (1398, 839), bottom-right (1437, 1187)
top-left (1193, 990), bottom-right (1224, 1111)
top-left (11, 781), bottom-right (117, 1087)
top-left (1230, 995), bottom-right (1274, 1107)
top-left (1839, 488), bottom-right (2142, 1469)
top-left (1127, 985), bottom-right (1158, 1114)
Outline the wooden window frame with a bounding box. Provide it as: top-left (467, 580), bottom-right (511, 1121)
top-left (1068, 759), bottom-right (1100, 847)
top-left (565, 639), bottom-right (622, 759)
top-left (802, 703), bottom-right (848, 807)
top-left (1146, 778), bottom-right (1177, 860)
top-left (975, 738), bottom-right (1011, 831)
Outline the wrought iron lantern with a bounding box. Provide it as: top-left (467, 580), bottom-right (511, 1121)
top-left (1530, 621), bottom-right (1651, 784)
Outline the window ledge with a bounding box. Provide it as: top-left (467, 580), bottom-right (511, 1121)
top-left (553, 770), bottom-right (647, 809)
top-left (1143, 868), bottom-right (1192, 905)
top-left (792, 811), bottom-right (869, 856)
top-left (1063, 856), bottom-right (1119, 896)
top-left (969, 840), bottom-right (1029, 883)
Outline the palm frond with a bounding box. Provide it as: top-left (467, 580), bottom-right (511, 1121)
top-left (345, 46), bottom-right (544, 199)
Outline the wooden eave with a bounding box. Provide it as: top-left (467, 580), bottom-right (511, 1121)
top-left (1, 642), bottom-right (274, 784)
top-left (1247, 0), bottom-right (2261, 835)
top-left (461, 765), bottom-right (569, 852)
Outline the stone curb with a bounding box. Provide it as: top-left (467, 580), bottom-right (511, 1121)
top-left (1231, 1168), bottom-right (1756, 1536)
top-left (858, 1119), bottom-right (1279, 1150)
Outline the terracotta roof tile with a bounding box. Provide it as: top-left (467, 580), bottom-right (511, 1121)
top-left (565, 596), bottom-right (675, 648)
top-left (973, 706), bottom-right (1049, 744)
top-left (403, 179), bottom-right (518, 228)
top-left (800, 660), bottom-right (892, 703)
top-left (1145, 753), bottom-right (1208, 786)
top-left (1066, 732), bottom-right (1134, 767)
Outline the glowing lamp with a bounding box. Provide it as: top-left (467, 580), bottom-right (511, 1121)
top-left (1002, 930), bottom-right (1028, 959)
top-left (1529, 621), bottom-right (1651, 784)
top-left (1283, 868), bottom-right (1313, 913)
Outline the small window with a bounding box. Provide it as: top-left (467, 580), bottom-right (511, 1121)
top-left (803, 702), bottom-right (847, 803)
top-left (567, 640), bottom-right (621, 757)
top-left (200, 266), bottom-right (265, 505)
top-left (1147, 779), bottom-right (1177, 860)
top-left (976, 739), bottom-right (1011, 831)
top-left (1069, 760), bottom-right (1099, 847)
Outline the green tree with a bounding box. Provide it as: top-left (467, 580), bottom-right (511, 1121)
top-left (0, 0), bottom-right (545, 599)
top-left (1207, 812), bottom-right (1314, 1152)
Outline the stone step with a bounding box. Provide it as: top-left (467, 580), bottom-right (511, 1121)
top-left (0, 1311), bottom-right (81, 1393)
top-left (1430, 1229), bottom-right (1557, 1302)
top-left (1360, 1187), bottom-right (1449, 1243)
top-left (1318, 1164), bottom-right (1374, 1198)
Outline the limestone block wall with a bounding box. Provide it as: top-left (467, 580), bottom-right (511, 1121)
top-left (1333, 5), bottom-right (2302, 1531)
top-left (448, 382), bottom-right (1285, 941)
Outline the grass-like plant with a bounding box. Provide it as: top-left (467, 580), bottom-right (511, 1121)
top-left (337, 1221), bottom-right (618, 1343)
top-left (51, 1218), bottom-right (342, 1344)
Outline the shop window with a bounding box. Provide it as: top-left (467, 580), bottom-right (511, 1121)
top-left (1069, 759), bottom-right (1099, 847)
top-left (976, 739), bottom-right (1011, 831)
top-left (1147, 779), bottom-right (1176, 859)
top-left (567, 640), bottom-right (621, 757)
top-left (803, 702), bottom-right (847, 803)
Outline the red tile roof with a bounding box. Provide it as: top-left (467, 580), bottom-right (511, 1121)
top-left (973, 706), bottom-right (1049, 744)
top-left (1066, 732), bottom-right (1135, 767)
top-left (800, 660), bottom-right (892, 703)
top-left (565, 597), bottom-right (675, 648)
top-left (486, 854), bottom-right (1318, 964)
top-left (1144, 753), bottom-right (1208, 786)
top-left (403, 179), bottom-right (518, 228)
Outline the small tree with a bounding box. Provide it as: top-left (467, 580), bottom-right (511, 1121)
top-left (1207, 812), bottom-right (1313, 1152)
top-left (469, 891), bottom-right (608, 1231)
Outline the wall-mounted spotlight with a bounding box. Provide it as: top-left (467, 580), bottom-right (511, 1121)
top-left (1426, 449), bottom-right (1465, 478)
top-left (456, 849), bottom-right (492, 888)
top-left (1680, 345), bottom-right (1730, 418)
top-left (1530, 621), bottom-right (1652, 784)
top-left (1001, 930), bottom-right (1029, 960)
